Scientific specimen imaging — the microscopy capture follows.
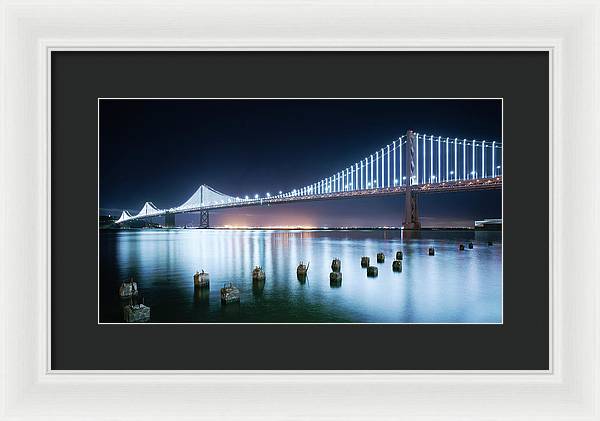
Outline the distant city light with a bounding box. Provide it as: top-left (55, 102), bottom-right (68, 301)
top-left (450, 171), bottom-right (454, 175)
top-left (245, 195), bottom-right (249, 200)
top-left (266, 192), bottom-right (271, 198)
top-left (496, 165), bottom-right (501, 169)
top-left (278, 191), bottom-right (283, 195)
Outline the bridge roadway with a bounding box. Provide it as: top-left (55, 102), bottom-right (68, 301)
top-left (122, 176), bottom-right (502, 222)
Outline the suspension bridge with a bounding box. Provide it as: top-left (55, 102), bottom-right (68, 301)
top-left (114, 130), bottom-right (502, 229)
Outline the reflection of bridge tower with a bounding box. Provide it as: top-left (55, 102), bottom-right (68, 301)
top-left (403, 130), bottom-right (421, 230)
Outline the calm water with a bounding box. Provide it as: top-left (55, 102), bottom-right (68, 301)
top-left (99, 229), bottom-right (502, 323)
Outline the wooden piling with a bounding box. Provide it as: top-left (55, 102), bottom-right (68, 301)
top-left (367, 266), bottom-right (378, 277)
top-left (329, 271), bottom-right (342, 287)
top-left (220, 283), bottom-right (241, 304)
top-left (331, 258), bottom-right (341, 272)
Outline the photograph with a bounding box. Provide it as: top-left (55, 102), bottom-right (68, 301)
top-left (98, 98), bottom-right (503, 324)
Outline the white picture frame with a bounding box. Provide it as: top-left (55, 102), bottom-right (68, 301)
top-left (0, 0), bottom-right (598, 419)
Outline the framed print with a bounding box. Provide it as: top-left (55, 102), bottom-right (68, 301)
top-left (1, 1), bottom-right (599, 420)
top-left (53, 52), bottom-right (545, 371)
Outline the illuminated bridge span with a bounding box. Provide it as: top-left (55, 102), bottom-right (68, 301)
top-left (115, 130), bottom-right (502, 229)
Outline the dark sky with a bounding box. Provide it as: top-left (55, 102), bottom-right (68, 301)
top-left (99, 99), bottom-right (502, 227)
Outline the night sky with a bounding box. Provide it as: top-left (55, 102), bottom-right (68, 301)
top-left (99, 99), bottom-right (502, 228)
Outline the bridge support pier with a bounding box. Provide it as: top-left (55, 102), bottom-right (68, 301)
top-left (403, 130), bottom-right (421, 230)
top-left (164, 213), bottom-right (175, 228)
top-left (403, 191), bottom-right (421, 230)
top-left (199, 210), bottom-right (210, 229)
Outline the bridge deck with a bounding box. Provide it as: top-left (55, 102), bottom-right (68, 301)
top-left (118, 177), bottom-right (502, 222)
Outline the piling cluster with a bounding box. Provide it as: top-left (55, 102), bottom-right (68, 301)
top-left (116, 238), bottom-right (496, 318)
top-left (118, 277), bottom-right (151, 322)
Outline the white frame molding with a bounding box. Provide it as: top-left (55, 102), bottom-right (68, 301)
top-left (1, 0), bottom-right (598, 419)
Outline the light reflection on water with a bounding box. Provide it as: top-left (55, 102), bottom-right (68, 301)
top-left (99, 229), bottom-right (502, 323)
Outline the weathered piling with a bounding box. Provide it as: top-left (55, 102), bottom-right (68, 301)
top-left (377, 253), bottom-right (385, 263)
top-left (428, 247), bottom-right (435, 256)
top-left (392, 260), bottom-right (403, 272)
top-left (124, 303), bottom-right (150, 322)
top-left (220, 283), bottom-right (241, 304)
top-left (459, 244), bottom-right (465, 251)
top-left (367, 266), bottom-right (378, 277)
top-left (329, 271), bottom-right (342, 287)
top-left (468, 242), bottom-right (474, 249)
top-left (193, 270), bottom-right (210, 288)
top-left (361, 256), bottom-right (370, 268)
top-left (396, 251), bottom-right (403, 260)
top-left (297, 262), bottom-right (309, 278)
top-left (252, 266), bottom-right (266, 282)
top-left (119, 277), bottom-right (138, 298)
top-left (331, 258), bottom-right (341, 272)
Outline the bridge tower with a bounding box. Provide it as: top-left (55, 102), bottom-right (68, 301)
top-left (164, 213), bottom-right (175, 228)
top-left (199, 210), bottom-right (210, 229)
top-left (403, 130), bottom-right (421, 230)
